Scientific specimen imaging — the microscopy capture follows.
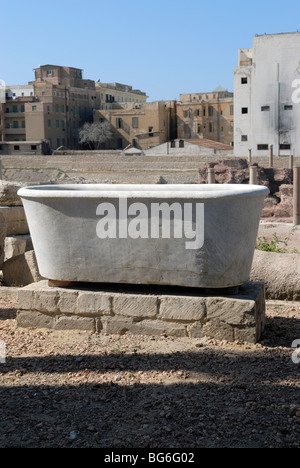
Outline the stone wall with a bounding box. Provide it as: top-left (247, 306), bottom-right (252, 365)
top-left (0, 181), bottom-right (41, 287)
top-left (1, 152), bottom-right (299, 185)
top-left (198, 158), bottom-right (294, 220)
top-left (17, 281), bottom-right (266, 344)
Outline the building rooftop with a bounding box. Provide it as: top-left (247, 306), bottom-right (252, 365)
top-left (255, 31), bottom-right (300, 38)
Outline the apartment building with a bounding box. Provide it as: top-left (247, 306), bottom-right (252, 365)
top-left (25, 65), bottom-right (98, 149)
top-left (94, 100), bottom-right (177, 150)
top-left (95, 82), bottom-right (148, 110)
top-left (177, 88), bottom-right (234, 146)
top-left (234, 32), bottom-right (300, 157)
top-left (4, 95), bottom-right (37, 142)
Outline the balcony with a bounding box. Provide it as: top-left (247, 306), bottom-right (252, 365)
top-left (5, 112), bottom-right (25, 117)
top-left (5, 128), bottom-right (26, 135)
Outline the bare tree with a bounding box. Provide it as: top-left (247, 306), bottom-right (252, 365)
top-left (79, 121), bottom-right (113, 150)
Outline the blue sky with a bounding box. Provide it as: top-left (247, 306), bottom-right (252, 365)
top-left (1, 0), bottom-right (300, 101)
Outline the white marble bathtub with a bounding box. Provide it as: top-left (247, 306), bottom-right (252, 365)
top-left (18, 184), bottom-right (269, 288)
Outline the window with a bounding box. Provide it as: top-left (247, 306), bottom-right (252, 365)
top-left (230, 105), bottom-right (234, 115)
top-left (179, 140), bottom-right (185, 148)
top-left (13, 145), bottom-right (20, 151)
top-left (13, 105), bottom-right (18, 113)
top-left (31, 145), bottom-right (37, 150)
top-left (209, 123), bottom-right (213, 133)
top-left (48, 120), bottom-right (51, 128)
top-left (13, 121), bottom-right (18, 128)
top-left (208, 106), bottom-right (214, 116)
top-left (261, 106), bottom-right (270, 111)
top-left (32, 106), bottom-right (37, 111)
top-left (241, 77), bottom-right (248, 84)
top-left (116, 118), bottom-right (122, 129)
top-left (195, 109), bottom-right (200, 117)
top-left (241, 107), bottom-right (248, 114)
top-left (257, 144), bottom-right (269, 150)
top-left (241, 135), bottom-right (248, 141)
top-left (197, 124), bottom-right (201, 133)
top-left (132, 117), bottom-right (139, 128)
top-left (56, 104), bottom-right (59, 113)
top-left (61, 105), bottom-right (65, 113)
top-left (22, 121), bottom-right (25, 129)
top-left (149, 127), bottom-right (154, 137)
top-left (56, 120), bottom-right (60, 128)
top-left (280, 144), bottom-right (291, 150)
top-left (284, 105), bottom-right (293, 110)
top-left (21, 105), bottom-right (25, 113)
top-left (47, 70), bottom-right (53, 76)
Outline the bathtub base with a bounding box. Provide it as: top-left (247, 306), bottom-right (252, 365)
top-left (48, 279), bottom-right (240, 296)
top-left (48, 280), bottom-right (74, 288)
top-left (17, 281), bottom-right (266, 344)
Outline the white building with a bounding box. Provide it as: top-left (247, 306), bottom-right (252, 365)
top-left (234, 32), bottom-right (300, 157)
top-left (5, 85), bottom-right (34, 100)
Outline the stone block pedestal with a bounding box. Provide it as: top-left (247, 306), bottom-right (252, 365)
top-left (17, 281), bottom-right (266, 344)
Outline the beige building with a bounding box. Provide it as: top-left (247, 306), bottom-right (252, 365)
top-left (94, 100), bottom-right (177, 150)
top-left (25, 65), bottom-right (98, 149)
top-left (0, 140), bottom-right (47, 156)
top-left (95, 82), bottom-right (148, 110)
top-left (0, 65), bottom-right (151, 153)
top-left (177, 88), bottom-right (234, 146)
top-left (3, 95), bottom-right (37, 142)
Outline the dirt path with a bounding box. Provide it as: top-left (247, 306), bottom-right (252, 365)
top-left (0, 293), bottom-right (300, 448)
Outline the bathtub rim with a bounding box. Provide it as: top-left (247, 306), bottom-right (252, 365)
top-left (18, 184), bottom-right (269, 200)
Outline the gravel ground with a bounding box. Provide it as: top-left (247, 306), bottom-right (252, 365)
top-left (0, 293), bottom-right (300, 449)
top-left (257, 222), bottom-right (300, 253)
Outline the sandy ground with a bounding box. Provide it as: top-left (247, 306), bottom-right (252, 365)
top-left (257, 222), bottom-right (300, 253)
top-left (0, 291), bottom-right (300, 449)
